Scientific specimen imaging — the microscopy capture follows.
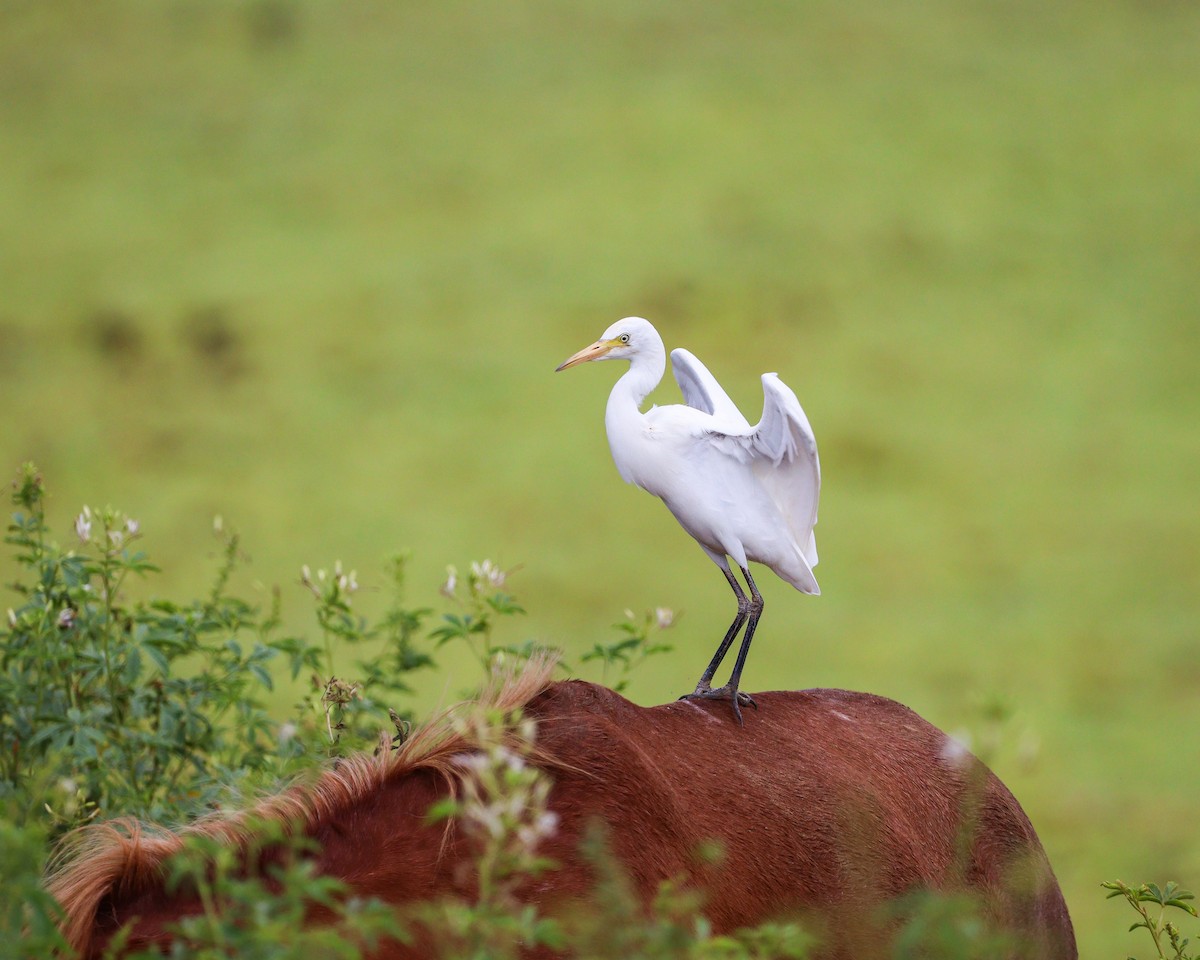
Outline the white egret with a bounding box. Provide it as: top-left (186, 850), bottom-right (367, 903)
top-left (556, 317), bottom-right (820, 724)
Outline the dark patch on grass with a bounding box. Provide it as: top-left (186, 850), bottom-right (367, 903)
top-left (182, 306), bottom-right (246, 381)
top-left (86, 309), bottom-right (144, 368)
top-left (246, 0), bottom-right (299, 49)
top-left (824, 430), bottom-right (895, 479)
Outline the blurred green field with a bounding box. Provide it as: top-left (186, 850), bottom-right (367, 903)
top-left (2, 1), bottom-right (1198, 953)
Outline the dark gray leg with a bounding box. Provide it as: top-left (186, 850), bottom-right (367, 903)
top-left (685, 565), bottom-right (748, 694)
top-left (680, 564), bottom-right (762, 725)
top-left (723, 566), bottom-right (764, 724)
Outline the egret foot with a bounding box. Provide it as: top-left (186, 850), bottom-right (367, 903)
top-left (680, 685), bottom-right (757, 725)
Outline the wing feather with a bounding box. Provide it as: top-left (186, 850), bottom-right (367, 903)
top-left (701, 373), bottom-right (820, 568)
top-left (756, 374), bottom-right (820, 567)
top-left (670, 349), bottom-right (750, 430)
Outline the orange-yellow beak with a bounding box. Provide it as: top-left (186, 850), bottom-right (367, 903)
top-left (555, 338), bottom-right (614, 372)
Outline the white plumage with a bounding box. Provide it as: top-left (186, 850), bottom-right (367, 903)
top-left (556, 317), bottom-right (821, 723)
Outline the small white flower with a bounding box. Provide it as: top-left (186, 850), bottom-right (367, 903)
top-left (278, 721), bottom-right (298, 746)
top-left (74, 507), bottom-right (92, 544)
top-left (940, 730), bottom-right (973, 768)
top-left (300, 565), bottom-right (324, 596)
top-left (124, 517), bottom-right (140, 536)
top-left (476, 806), bottom-right (505, 840)
top-left (56, 608), bottom-right (75, 630)
top-left (654, 607), bottom-right (675, 629)
top-left (440, 565), bottom-right (458, 598)
top-left (451, 751), bottom-right (488, 773)
top-left (515, 717), bottom-right (537, 742)
top-left (517, 809), bottom-right (559, 848)
top-left (332, 560), bottom-right (358, 594)
top-left (503, 792), bottom-right (530, 820)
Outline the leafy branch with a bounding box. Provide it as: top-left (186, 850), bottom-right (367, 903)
top-left (1103, 880), bottom-right (1197, 960)
top-left (581, 606), bottom-right (676, 692)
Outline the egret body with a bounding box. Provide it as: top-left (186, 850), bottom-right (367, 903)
top-left (556, 317), bottom-right (820, 723)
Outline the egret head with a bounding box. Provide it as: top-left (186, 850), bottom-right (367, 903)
top-left (555, 317), bottom-right (656, 371)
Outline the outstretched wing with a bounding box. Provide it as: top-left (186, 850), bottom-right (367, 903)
top-left (670, 348), bottom-right (751, 430)
top-left (754, 375), bottom-right (820, 567)
top-left (704, 373), bottom-right (820, 568)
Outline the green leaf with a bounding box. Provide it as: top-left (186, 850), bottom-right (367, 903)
top-left (250, 664), bottom-right (273, 690)
top-left (425, 797), bottom-right (459, 823)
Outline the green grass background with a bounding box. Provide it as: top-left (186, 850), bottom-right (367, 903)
top-left (2, 1), bottom-right (1197, 952)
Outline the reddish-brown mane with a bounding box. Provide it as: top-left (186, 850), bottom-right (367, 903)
top-left (47, 654), bottom-right (560, 958)
top-left (48, 655), bottom-right (1077, 960)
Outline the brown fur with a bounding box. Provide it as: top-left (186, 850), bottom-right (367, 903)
top-left (48, 658), bottom-right (1076, 959)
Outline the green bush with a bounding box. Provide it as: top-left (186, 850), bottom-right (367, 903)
top-left (1, 464), bottom-right (430, 831)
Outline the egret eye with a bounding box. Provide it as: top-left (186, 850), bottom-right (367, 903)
top-left (619, 334), bottom-right (630, 343)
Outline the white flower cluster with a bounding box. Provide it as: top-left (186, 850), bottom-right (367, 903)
top-left (441, 558), bottom-right (512, 601)
top-left (451, 714), bottom-right (558, 884)
top-left (453, 748), bottom-right (558, 847)
top-left (470, 559), bottom-right (507, 590)
top-left (301, 560), bottom-right (359, 597)
top-left (73, 506), bottom-right (140, 547)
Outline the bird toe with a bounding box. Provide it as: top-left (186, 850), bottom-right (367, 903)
top-left (680, 685), bottom-right (757, 724)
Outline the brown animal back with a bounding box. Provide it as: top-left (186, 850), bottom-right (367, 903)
top-left (521, 680), bottom-right (1076, 960)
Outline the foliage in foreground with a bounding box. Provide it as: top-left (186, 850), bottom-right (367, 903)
top-left (0, 465), bottom-right (1193, 958)
top-left (1102, 881), bottom-right (1198, 960)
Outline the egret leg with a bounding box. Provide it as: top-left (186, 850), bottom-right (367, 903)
top-left (680, 564), bottom-right (761, 725)
top-left (687, 566), bottom-right (748, 693)
top-left (722, 566), bottom-right (764, 723)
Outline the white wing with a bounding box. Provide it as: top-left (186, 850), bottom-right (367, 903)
top-left (705, 373), bottom-right (820, 568)
top-left (670, 348), bottom-right (751, 430)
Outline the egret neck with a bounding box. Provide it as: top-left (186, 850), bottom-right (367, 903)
top-left (604, 326), bottom-right (666, 485)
